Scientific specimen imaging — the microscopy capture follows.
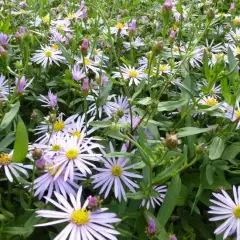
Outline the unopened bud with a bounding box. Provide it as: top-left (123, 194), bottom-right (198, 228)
top-left (87, 196), bottom-right (101, 210)
top-left (36, 158), bottom-right (45, 169)
top-left (207, 8), bottom-right (215, 21)
top-left (82, 78), bottom-right (89, 97)
top-left (152, 40), bottom-right (163, 54)
top-left (165, 133), bottom-right (178, 149)
top-left (162, 0), bottom-right (173, 11)
top-left (81, 39), bottom-right (89, 54)
top-left (31, 148), bottom-right (43, 160)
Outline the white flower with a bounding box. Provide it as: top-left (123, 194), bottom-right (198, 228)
top-left (104, 95), bottom-right (134, 123)
top-left (226, 29), bottom-right (240, 43)
top-left (75, 56), bottom-right (103, 74)
top-left (71, 64), bottom-right (85, 81)
top-left (0, 152), bottom-right (32, 182)
top-left (110, 22), bottom-right (128, 37)
top-left (91, 48), bottom-right (109, 63)
top-left (0, 75), bottom-right (10, 100)
top-left (92, 143), bottom-right (143, 201)
top-left (141, 186), bottom-right (167, 209)
top-left (208, 186), bottom-right (240, 239)
top-left (33, 164), bottom-right (84, 201)
top-left (198, 96), bottom-right (218, 106)
top-left (123, 37), bottom-right (145, 51)
top-left (31, 46), bottom-right (65, 68)
top-left (153, 63), bottom-right (171, 75)
top-left (222, 103), bottom-right (240, 129)
top-left (112, 64), bottom-right (147, 86)
top-left (229, 44), bottom-right (240, 57)
top-left (197, 80), bottom-right (221, 98)
top-left (53, 135), bottom-right (102, 181)
top-left (204, 39), bottom-right (224, 54)
top-left (35, 186), bottom-right (121, 240)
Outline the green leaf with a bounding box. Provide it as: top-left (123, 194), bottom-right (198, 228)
top-left (176, 184), bottom-right (189, 206)
top-left (157, 174), bottom-right (181, 226)
top-left (221, 78), bottom-right (232, 104)
top-left (0, 102), bottom-right (20, 131)
top-left (56, 41), bottom-right (72, 64)
top-left (97, 80), bottom-right (113, 107)
top-left (3, 227), bottom-right (33, 235)
top-left (209, 137), bottom-right (225, 160)
top-left (132, 80), bottom-right (145, 101)
top-left (222, 142), bottom-right (240, 160)
top-left (62, 79), bottom-right (80, 88)
top-left (157, 98), bottom-right (187, 112)
top-left (137, 97), bottom-right (153, 105)
top-left (90, 121), bottom-right (112, 128)
top-left (0, 132), bottom-right (15, 151)
top-left (177, 125), bottom-right (217, 138)
top-left (105, 152), bottom-right (134, 158)
top-left (12, 122), bottom-right (29, 163)
top-left (227, 47), bottom-right (238, 78)
top-left (126, 191), bottom-right (145, 200)
top-left (203, 50), bottom-right (209, 80)
top-left (206, 165), bottom-right (214, 185)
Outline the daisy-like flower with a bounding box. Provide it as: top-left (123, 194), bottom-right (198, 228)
top-left (110, 22), bottom-right (128, 37)
top-left (104, 95), bottom-right (134, 123)
top-left (141, 186), bottom-right (167, 209)
top-left (229, 44), bottom-right (240, 57)
top-left (153, 63), bottom-right (171, 75)
top-left (51, 19), bottom-right (72, 32)
top-left (39, 90), bottom-right (57, 109)
top-left (197, 81), bottom-right (221, 98)
top-left (71, 64), bottom-right (85, 81)
top-left (0, 75), bottom-right (10, 100)
top-left (35, 186), bottom-right (121, 240)
top-left (31, 46), bottom-right (65, 68)
top-left (204, 39), bottom-right (224, 55)
top-left (223, 103), bottom-right (240, 129)
top-left (91, 48), bottom-right (109, 63)
top-left (53, 135), bottom-right (102, 181)
top-left (123, 37), bottom-right (145, 51)
top-left (0, 152), bottom-right (32, 182)
top-left (75, 56), bottom-right (102, 74)
top-left (33, 164), bottom-right (84, 201)
top-left (208, 186), bottom-right (240, 239)
top-left (199, 96), bottom-right (218, 106)
top-left (225, 29), bottom-right (240, 44)
top-left (112, 64), bottom-right (147, 86)
top-left (91, 143), bottom-right (143, 201)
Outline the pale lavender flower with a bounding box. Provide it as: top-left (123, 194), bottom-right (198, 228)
top-left (82, 78), bottom-right (89, 95)
top-left (170, 30), bottom-right (176, 39)
top-left (91, 142), bottom-right (143, 201)
top-left (0, 33), bottom-right (8, 47)
top-left (163, 0), bottom-right (173, 10)
top-left (0, 46), bottom-right (6, 55)
top-left (170, 235), bottom-right (177, 240)
top-left (230, 2), bottom-right (236, 12)
top-left (15, 76), bottom-right (33, 94)
top-left (19, 1), bottom-right (27, 8)
top-left (39, 90), bottom-right (57, 108)
top-left (81, 38), bottom-right (89, 53)
top-left (147, 217), bottom-right (156, 235)
top-left (82, 9), bottom-right (88, 19)
top-left (0, 75), bottom-right (10, 100)
top-left (36, 158), bottom-right (45, 169)
top-left (129, 19), bottom-right (136, 32)
top-left (72, 64), bottom-right (85, 81)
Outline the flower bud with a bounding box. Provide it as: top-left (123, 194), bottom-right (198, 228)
top-left (48, 90), bottom-right (57, 108)
top-left (82, 78), bottom-right (89, 97)
top-left (0, 46), bottom-right (7, 56)
top-left (129, 19), bottom-right (136, 32)
top-left (162, 0), bottom-right (173, 11)
top-left (165, 133), bottom-right (178, 149)
top-left (81, 39), bottom-right (89, 54)
top-left (146, 217), bottom-right (157, 237)
top-left (36, 158), bottom-right (45, 169)
top-left (169, 235), bottom-right (177, 240)
top-left (169, 30), bottom-right (176, 40)
top-left (49, 113), bottom-right (57, 123)
top-left (230, 2), bottom-right (236, 12)
top-left (15, 76), bottom-right (26, 94)
top-left (87, 196), bottom-right (101, 210)
top-left (31, 148), bottom-right (43, 160)
top-left (0, 33), bottom-right (8, 48)
top-left (206, 8), bottom-right (215, 21)
top-left (82, 9), bottom-right (88, 20)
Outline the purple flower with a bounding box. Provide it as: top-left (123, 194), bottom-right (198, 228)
top-left (19, 26), bottom-right (26, 34)
top-left (82, 9), bottom-right (88, 19)
top-left (87, 196), bottom-right (99, 209)
top-left (72, 64), bottom-right (85, 81)
top-left (163, 0), bottom-right (173, 11)
top-left (129, 19), bottom-right (136, 32)
top-left (36, 158), bottom-right (45, 169)
top-left (19, 1), bottom-right (27, 8)
top-left (230, 2), bottom-right (236, 12)
top-left (170, 235), bottom-right (177, 240)
top-left (101, 75), bottom-right (109, 84)
top-left (81, 39), bottom-right (89, 53)
top-left (82, 78), bottom-right (89, 95)
top-left (15, 76), bottom-right (33, 94)
top-left (169, 30), bottom-right (176, 39)
top-left (0, 46), bottom-right (7, 56)
top-left (48, 90), bottom-right (57, 108)
top-left (147, 217), bottom-right (156, 235)
top-left (0, 33), bottom-right (8, 47)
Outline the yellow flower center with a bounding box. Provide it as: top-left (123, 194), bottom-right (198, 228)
top-left (66, 149), bottom-right (78, 160)
top-left (115, 22), bottom-right (124, 29)
top-left (233, 17), bottom-right (240, 25)
top-left (57, 25), bottom-right (64, 31)
top-left (43, 15), bottom-right (50, 23)
top-left (71, 131), bottom-right (81, 139)
top-left (0, 154), bottom-right (11, 165)
top-left (52, 43), bottom-right (59, 50)
top-left (71, 209), bottom-right (90, 225)
top-left (45, 50), bottom-right (53, 57)
top-left (47, 164), bottom-right (61, 176)
top-left (236, 48), bottom-right (240, 55)
top-left (53, 121), bottom-right (65, 131)
top-left (236, 110), bottom-right (240, 119)
top-left (84, 58), bottom-right (90, 65)
top-left (204, 97), bottom-right (217, 106)
top-left (234, 206), bottom-right (240, 218)
top-left (67, 13), bottom-right (75, 19)
top-left (128, 70), bottom-right (138, 78)
top-left (173, 46), bottom-right (179, 52)
top-left (93, 50), bottom-right (99, 55)
top-left (51, 144), bottom-right (61, 151)
top-left (111, 166), bottom-right (122, 177)
top-left (216, 53), bottom-right (223, 60)
top-left (160, 64), bottom-right (167, 72)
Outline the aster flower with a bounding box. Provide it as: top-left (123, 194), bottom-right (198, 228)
top-left (222, 103), bottom-right (240, 129)
top-left (31, 46), bottom-right (65, 68)
top-left (33, 164), bottom-right (84, 201)
top-left (204, 39), bottom-right (224, 55)
top-left (91, 143), bottom-right (143, 201)
top-left (51, 19), bottom-right (73, 32)
top-left (0, 75), bottom-right (10, 100)
top-left (71, 64), bottom-right (85, 81)
top-left (208, 186), bottom-right (240, 239)
top-left (0, 152), bottom-right (32, 182)
top-left (110, 22), bottom-right (128, 37)
top-left (123, 37), bottom-right (145, 51)
top-left (141, 186), bottom-right (167, 209)
top-left (104, 95), bottom-right (134, 123)
top-left (39, 90), bottom-right (57, 108)
top-left (35, 186), bottom-right (121, 240)
top-left (91, 48), bottom-right (109, 63)
top-left (0, 33), bottom-right (8, 47)
top-left (112, 64), bottom-right (147, 86)
top-left (75, 55), bottom-right (102, 74)
top-left (53, 135), bottom-right (102, 181)
top-left (198, 96), bottom-right (218, 106)
top-left (147, 217), bottom-right (157, 237)
top-left (225, 29), bottom-right (240, 44)
top-left (197, 81), bottom-right (221, 98)
top-left (15, 76), bottom-right (33, 94)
